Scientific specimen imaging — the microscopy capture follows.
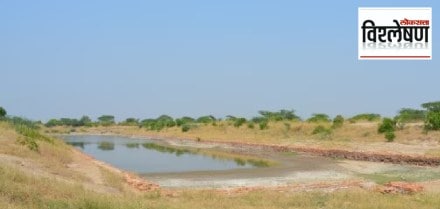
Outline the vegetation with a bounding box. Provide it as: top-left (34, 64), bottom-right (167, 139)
top-left (98, 115), bottom-right (115, 126)
top-left (378, 118), bottom-right (396, 142)
top-left (331, 115), bottom-right (344, 129)
top-left (349, 113), bottom-right (381, 122)
top-left (311, 125), bottom-right (332, 139)
top-left (119, 118), bottom-right (139, 126)
top-left (395, 108), bottom-right (426, 123)
top-left (307, 113), bottom-right (331, 123)
top-left (258, 109), bottom-right (301, 121)
top-left (0, 106), bottom-right (6, 118)
top-left (422, 101), bottom-right (440, 131)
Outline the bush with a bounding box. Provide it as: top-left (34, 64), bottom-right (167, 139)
top-left (349, 113), bottom-right (381, 122)
top-left (98, 115), bottom-right (115, 126)
top-left (384, 131), bottom-right (395, 142)
top-left (422, 101), bottom-right (440, 131)
top-left (196, 115), bottom-right (216, 124)
top-left (395, 108), bottom-right (426, 123)
top-left (181, 124), bottom-right (191, 132)
top-left (258, 109), bottom-right (301, 121)
top-left (233, 118), bottom-right (247, 128)
top-left (311, 125), bottom-right (332, 139)
top-left (331, 115), bottom-right (344, 129)
top-left (425, 111), bottom-right (440, 131)
top-left (307, 113), bottom-right (331, 123)
top-left (259, 121), bottom-right (268, 130)
top-left (378, 118), bottom-right (396, 133)
top-left (247, 123), bottom-right (255, 129)
top-left (0, 106), bottom-right (6, 118)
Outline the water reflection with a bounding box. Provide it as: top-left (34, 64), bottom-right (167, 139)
top-left (142, 143), bottom-right (193, 156)
top-left (62, 135), bottom-right (271, 174)
top-left (126, 143), bottom-right (140, 149)
top-left (97, 141), bottom-right (114, 151)
top-left (67, 141), bottom-right (85, 149)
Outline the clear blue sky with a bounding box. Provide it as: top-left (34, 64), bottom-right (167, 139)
top-left (1, 0), bottom-right (438, 121)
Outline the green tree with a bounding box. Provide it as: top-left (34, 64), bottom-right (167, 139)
top-left (349, 113), bottom-right (381, 122)
top-left (79, 116), bottom-right (93, 126)
top-left (98, 115), bottom-right (115, 126)
top-left (378, 118), bottom-right (396, 142)
top-left (422, 101), bottom-right (440, 131)
top-left (307, 113), bottom-right (331, 123)
top-left (378, 118), bottom-right (396, 133)
top-left (45, 119), bottom-right (62, 127)
top-left (176, 116), bottom-right (195, 126)
top-left (0, 106), bottom-right (6, 118)
top-left (233, 118), bottom-right (247, 128)
top-left (395, 108), bottom-right (426, 123)
top-left (258, 109), bottom-right (301, 121)
top-left (331, 115), bottom-right (344, 129)
top-left (196, 115), bottom-right (216, 124)
top-left (121, 118), bottom-right (139, 126)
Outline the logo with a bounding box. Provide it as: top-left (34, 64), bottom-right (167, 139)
top-left (358, 7), bottom-right (432, 60)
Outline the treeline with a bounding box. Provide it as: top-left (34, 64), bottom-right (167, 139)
top-left (37, 101), bottom-right (440, 135)
top-left (2, 101), bottom-right (439, 139)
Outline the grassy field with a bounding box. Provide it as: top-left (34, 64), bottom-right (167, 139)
top-left (2, 121), bottom-right (440, 208)
top-left (45, 121), bottom-right (440, 156)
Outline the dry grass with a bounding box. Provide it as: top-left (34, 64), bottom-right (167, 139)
top-left (2, 163), bottom-right (440, 209)
top-left (3, 121), bottom-right (440, 208)
top-left (47, 121), bottom-right (440, 156)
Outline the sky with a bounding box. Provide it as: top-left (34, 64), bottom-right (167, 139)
top-left (0, 0), bottom-right (438, 121)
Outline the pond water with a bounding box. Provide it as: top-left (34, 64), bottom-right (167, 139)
top-left (62, 135), bottom-right (261, 174)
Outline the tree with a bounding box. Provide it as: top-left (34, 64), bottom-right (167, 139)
top-left (79, 116), bottom-right (93, 126)
top-left (395, 108), bottom-right (426, 123)
top-left (378, 118), bottom-right (396, 142)
top-left (258, 109), bottom-right (301, 121)
top-left (307, 113), bottom-right (331, 123)
top-left (0, 107), bottom-right (7, 118)
top-left (331, 115), bottom-right (344, 129)
top-left (45, 119), bottom-right (61, 127)
top-left (378, 118), bottom-right (396, 133)
top-left (98, 115), bottom-right (115, 126)
top-left (422, 101), bottom-right (440, 131)
top-left (176, 117), bottom-right (195, 126)
top-left (120, 118), bottom-right (139, 126)
top-left (422, 101), bottom-right (440, 112)
top-left (349, 113), bottom-right (381, 122)
top-left (196, 115), bottom-right (216, 124)
top-left (233, 118), bottom-right (247, 127)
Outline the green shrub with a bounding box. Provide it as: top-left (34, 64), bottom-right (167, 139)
top-left (181, 124), bottom-right (191, 132)
top-left (311, 125), bottom-right (332, 139)
top-left (385, 131), bottom-right (395, 142)
top-left (422, 101), bottom-right (440, 131)
top-left (395, 108), bottom-right (426, 123)
top-left (349, 113), bottom-right (381, 122)
top-left (0, 106), bottom-right (6, 118)
top-left (331, 115), bottom-right (344, 129)
top-left (98, 115), bottom-right (115, 126)
top-left (378, 118), bottom-right (396, 133)
top-left (307, 113), bottom-right (331, 123)
top-left (258, 109), bottom-right (301, 121)
top-left (425, 111), bottom-right (440, 131)
top-left (233, 118), bottom-right (247, 128)
top-left (196, 115), bottom-right (216, 124)
top-left (176, 117), bottom-right (196, 126)
top-left (259, 121), bottom-right (269, 130)
top-left (247, 123), bottom-right (255, 129)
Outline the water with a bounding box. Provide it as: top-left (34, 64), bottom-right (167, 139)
top-left (62, 135), bottom-right (259, 174)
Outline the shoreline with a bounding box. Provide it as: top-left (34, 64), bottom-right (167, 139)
top-left (59, 132), bottom-right (440, 166)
